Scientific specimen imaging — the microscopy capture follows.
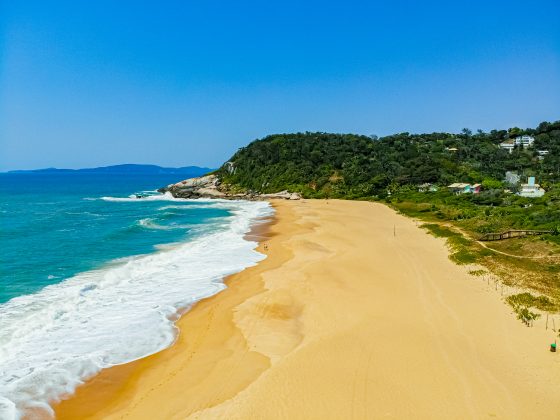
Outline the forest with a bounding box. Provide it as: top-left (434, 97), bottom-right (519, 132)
top-left (219, 121), bottom-right (560, 199)
top-left (218, 121), bottom-right (559, 232)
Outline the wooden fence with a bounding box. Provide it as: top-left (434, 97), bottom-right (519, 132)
top-left (479, 230), bottom-right (553, 241)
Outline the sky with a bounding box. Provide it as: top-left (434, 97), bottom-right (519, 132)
top-left (1, 1), bottom-right (559, 171)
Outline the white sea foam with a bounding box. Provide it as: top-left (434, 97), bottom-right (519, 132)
top-left (100, 191), bottom-right (179, 202)
top-left (0, 200), bottom-right (273, 419)
top-left (158, 205), bottom-right (190, 210)
top-left (158, 204), bottom-right (219, 211)
top-left (137, 218), bottom-right (196, 231)
top-left (65, 211), bottom-right (104, 217)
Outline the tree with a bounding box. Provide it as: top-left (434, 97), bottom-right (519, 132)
top-left (481, 178), bottom-right (503, 190)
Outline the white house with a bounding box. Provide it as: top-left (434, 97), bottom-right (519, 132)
top-left (517, 177), bottom-right (545, 198)
top-left (499, 141), bottom-right (515, 153)
top-left (537, 150), bottom-right (549, 160)
top-left (500, 135), bottom-right (535, 153)
top-left (514, 135), bottom-right (535, 147)
top-left (418, 183), bottom-right (439, 192)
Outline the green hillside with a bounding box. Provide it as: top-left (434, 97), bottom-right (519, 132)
top-left (218, 121), bottom-right (560, 199)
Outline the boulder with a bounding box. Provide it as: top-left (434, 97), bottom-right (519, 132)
top-left (160, 175), bottom-right (301, 201)
top-left (160, 174), bottom-right (226, 199)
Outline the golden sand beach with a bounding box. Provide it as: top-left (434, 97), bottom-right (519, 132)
top-left (54, 199), bottom-right (560, 419)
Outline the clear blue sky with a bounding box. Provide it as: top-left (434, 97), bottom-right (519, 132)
top-left (1, 0), bottom-right (559, 171)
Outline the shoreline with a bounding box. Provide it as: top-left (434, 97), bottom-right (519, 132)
top-left (54, 199), bottom-right (560, 419)
top-left (2, 197), bottom-right (275, 420)
top-left (52, 201), bottom-right (288, 419)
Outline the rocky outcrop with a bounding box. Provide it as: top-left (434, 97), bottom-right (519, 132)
top-left (159, 175), bottom-right (301, 201)
top-left (159, 174), bottom-right (226, 199)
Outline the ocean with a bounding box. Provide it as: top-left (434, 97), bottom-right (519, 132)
top-left (0, 173), bottom-right (272, 419)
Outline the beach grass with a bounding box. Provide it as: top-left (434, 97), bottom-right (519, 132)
top-left (506, 292), bottom-right (556, 312)
top-left (420, 223), bottom-right (492, 265)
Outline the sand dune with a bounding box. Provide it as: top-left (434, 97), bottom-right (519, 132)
top-left (55, 200), bottom-right (560, 419)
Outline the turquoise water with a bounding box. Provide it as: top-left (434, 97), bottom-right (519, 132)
top-left (0, 173), bottom-right (229, 303)
top-left (0, 173), bottom-right (272, 419)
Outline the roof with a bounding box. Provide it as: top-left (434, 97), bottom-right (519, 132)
top-left (448, 183), bottom-right (470, 188)
top-left (521, 183), bottom-right (541, 188)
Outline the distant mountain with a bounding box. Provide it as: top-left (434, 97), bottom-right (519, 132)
top-left (7, 164), bottom-right (214, 176)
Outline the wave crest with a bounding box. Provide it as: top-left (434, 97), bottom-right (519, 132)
top-left (137, 218), bottom-right (195, 231)
top-left (0, 200), bottom-right (274, 419)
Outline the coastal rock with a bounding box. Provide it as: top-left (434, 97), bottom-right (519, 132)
top-left (159, 176), bottom-right (301, 201)
top-left (159, 174), bottom-right (227, 199)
